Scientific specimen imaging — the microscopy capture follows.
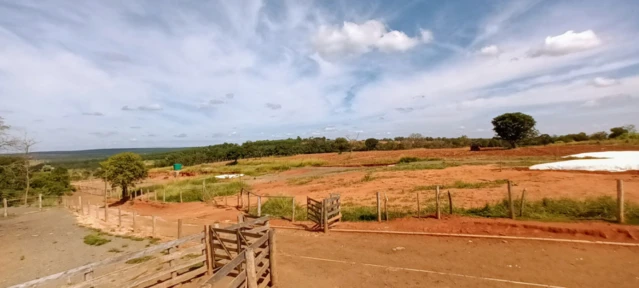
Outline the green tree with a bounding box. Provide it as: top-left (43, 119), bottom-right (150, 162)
top-left (334, 137), bottom-right (350, 154)
top-left (364, 138), bottom-right (379, 150)
top-left (537, 134), bottom-right (554, 145)
top-left (589, 131), bottom-right (608, 140)
top-left (609, 125), bottom-right (635, 138)
top-left (226, 145), bottom-right (243, 164)
top-left (99, 152), bottom-right (148, 199)
top-left (491, 112), bottom-right (537, 148)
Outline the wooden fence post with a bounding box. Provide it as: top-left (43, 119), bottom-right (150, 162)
top-left (257, 196), bottom-right (262, 217)
top-left (508, 180), bottom-right (515, 220)
top-left (384, 193), bottom-right (389, 221)
top-left (247, 193), bottom-right (251, 214)
top-left (118, 208), bottom-right (122, 227)
top-left (245, 248), bottom-right (258, 288)
top-left (617, 179), bottom-right (625, 223)
top-left (3, 198), bottom-right (7, 218)
top-left (132, 211), bottom-right (136, 230)
top-left (416, 192), bottom-right (420, 219)
top-left (376, 192), bottom-right (381, 222)
top-left (238, 214), bottom-right (244, 223)
top-left (204, 225), bottom-right (213, 275)
top-left (178, 219), bottom-right (183, 239)
top-left (323, 199), bottom-right (329, 234)
top-left (179, 188), bottom-right (183, 203)
top-left (269, 230), bottom-right (278, 286)
top-left (448, 191), bottom-right (453, 214)
top-left (104, 201), bottom-right (108, 222)
top-left (519, 189), bottom-right (526, 217)
top-left (152, 216), bottom-right (156, 237)
top-left (291, 197), bottom-right (296, 223)
top-left (237, 189), bottom-right (242, 208)
top-left (38, 194), bottom-right (42, 211)
top-left (79, 196), bottom-right (82, 214)
top-left (435, 187), bottom-right (441, 220)
top-left (163, 187), bottom-right (166, 203)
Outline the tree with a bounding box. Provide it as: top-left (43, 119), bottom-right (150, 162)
top-left (364, 138), bottom-right (379, 150)
top-left (99, 152), bottom-right (148, 199)
top-left (537, 134), bottom-right (554, 145)
top-left (609, 126), bottom-right (629, 138)
top-left (226, 145), bottom-right (243, 164)
top-left (13, 133), bottom-right (38, 205)
top-left (0, 117), bottom-right (13, 150)
top-left (491, 112), bottom-right (537, 148)
top-left (590, 131), bottom-right (608, 141)
top-left (334, 137), bottom-right (350, 154)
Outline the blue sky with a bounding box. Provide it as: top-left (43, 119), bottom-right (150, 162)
top-left (1, 0), bottom-right (638, 151)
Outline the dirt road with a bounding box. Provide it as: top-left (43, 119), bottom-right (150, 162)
top-left (276, 229), bottom-right (639, 288)
top-left (0, 207), bottom-right (155, 287)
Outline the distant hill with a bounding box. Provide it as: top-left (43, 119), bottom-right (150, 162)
top-left (30, 147), bottom-right (187, 162)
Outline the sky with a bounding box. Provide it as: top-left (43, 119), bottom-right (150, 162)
top-left (1, 0), bottom-right (639, 151)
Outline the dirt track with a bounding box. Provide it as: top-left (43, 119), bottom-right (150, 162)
top-left (276, 229), bottom-right (639, 287)
top-left (0, 207), bottom-right (153, 287)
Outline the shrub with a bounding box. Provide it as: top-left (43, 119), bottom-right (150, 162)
top-left (84, 234), bottom-right (111, 246)
top-left (398, 157), bottom-right (420, 164)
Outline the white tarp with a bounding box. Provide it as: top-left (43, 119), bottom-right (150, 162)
top-left (529, 151), bottom-right (639, 172)
top-left (214, 174), bottom-right (245, 179)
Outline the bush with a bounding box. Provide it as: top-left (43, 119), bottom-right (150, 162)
top-left (398, 157), bottom-right (420, 164)
top-left (84, 234), bottom-right (111, 246)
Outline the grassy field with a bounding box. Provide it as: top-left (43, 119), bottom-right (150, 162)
top-left (139, 176), bottom-right (249, 203)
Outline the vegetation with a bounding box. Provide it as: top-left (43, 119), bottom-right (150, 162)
top-left (83, 233), bottom-right (111, 246)
top-left (125, 256), bottom-right (155, 264)
top-left (100, 152), bottom-right (148, 199)
top-left (414, 179), bottom-right (509, 191)
top-left (491, 112), bottom-right (537, 148)
top-left (248, 197), bottom-right (306, 221)
top-left (364, 138), bottom-right (379, 150)
top-left (140, 177), bottom-right (249, 203)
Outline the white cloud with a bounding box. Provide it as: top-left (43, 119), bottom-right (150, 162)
top-left (479, 45), bottom-right (500, 56)
top-left (420, 29), bottom-right (434, 43)
top-left (129, 138), bottom-right (137, 142)
top-left (324, 126), bottom-right (336, 131)
top-left (265, 103), bottom-right (282, 110)
top-left (476, 128), bottom-right (485, 132)
top-left (458, 126), bottom-right (466, 130)
top-left (313, 20), bottom-right (423, 60)
top-left (591, 77), bottom-right (619, 87)
top-left (174, 133), bottom-right (187, 138)
top-left (529, 30), bottom-right (602, 57)
top-left (82, 112), bottom-right (104, 116)
top-left (138, 104), bottom-right (163, 111)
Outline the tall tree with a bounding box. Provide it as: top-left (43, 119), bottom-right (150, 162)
top-left (14, 133), bottom-right (38, 205)
top-left (491, 112), bottom-right (537, 148)
top-left (99, 152), bottom-right (148, 199)
top-left (364, 138), bottom-right (379, 150)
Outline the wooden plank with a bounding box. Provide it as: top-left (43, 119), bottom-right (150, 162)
top-left (123, 256), bottom-right (206, 288)
top-left (150, 265), bottom-right (207, 288)
top-left (206, 250), bottom-right (247, 284)
top-left (256, 260), bottom-right (270, 281)
top-left (212, 243), bottom-right (239, 252)
top-left (245, 226), bottom-right (270, 234)
top-left (213, 227), bottom-right (242, 235)
top-left (70, 245), bottom-right (205, 288)
top-left (224, 216), bottom-right (270, 230)
top-left (240, 230), bottom-right (266, 239)
top-left (8, 233), bottom-right (204, 288)
top-left (228, 268), bottom-right (247, 288)
top-left (245, 248), bottom-right (258, 288)
top-left (248, 233), bottom-right (269, 250)
top-left (214, 253), bottom-right (233, 260)
top-left (211, 229), bottom-right (233, 258)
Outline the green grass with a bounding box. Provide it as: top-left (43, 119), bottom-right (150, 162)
top-left (414, 179), bottom-right (509, 191)
top-left (144, 179), bottom-right (250, 203)
top-left (108, 248), bottom-right (123, 253)
top-left (175, 158), bottom-right (327, 176)
top-left (388, 161), bottom-right (460, 171)
top-left (287, 176), bottom-right (321, 185)
top-left (83, 234), bottom-right (111, 246)
top-left (336, 196), bottom-right (639, 224)
top-left (125, 256), bottom-right (155, 264)
top-left (248, 197), bottom-right (306, 221)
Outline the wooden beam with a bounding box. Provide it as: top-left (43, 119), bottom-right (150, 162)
top-left (245, 248), bottom-right (258, 288)
top-left (268, 230), bottom-right (277, 286)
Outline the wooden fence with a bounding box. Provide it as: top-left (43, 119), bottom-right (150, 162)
top-left (307, 195), bottom-right (342, 233)
top-left (9, 232), bottom-right (208, 288)
top-left (204, 216), bottom-right (276, 288)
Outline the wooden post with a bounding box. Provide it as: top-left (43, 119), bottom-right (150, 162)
top-left (38, 194), bottom-right (42, 211)
top-left (204, 225), bottom-right (213, 274)
top-left (617, 179), bottom-right (625, 224)
top-left (247, 193), bottom-right (251, 214)
top-left (245, 248), bottom-right (258, 288)
top-left (79, 196), bottom-right (82, 214)
top-left (202, 179), bottom-right (206, 196)
top-left (508, 180), bottom-right (515, 220)
top-left (257, 196), bottom-right (262, 217)
top-left (435, 186), bottom-right (441, 220)
top-left (519, 189), bottom-right (526, 217)
top-left (118, 208), bottom-right (122, 227)
top-left (177, 219), bottom-right (183, 239)
top-left (132, 211), bottom-right (136, 230)
top-left (154, 191), bottom-right (157, 202)
top-left (163, 187), bottom-right (166, 203)
top-left (169, 246), bottom-right (177, 280)
top-left (376, 192), bottom-right (381, 222)
top-left (448, 191), bottom-right (453, 214)
top-left (237, 189), bottom-right (242, 208)
top-left (416, 192), bottom-right (420, 219)
top-left (179, 188), bottom-right (183, 203)
top-left (3, 198), bottom-right (7, 218)
top-left (384, 193), bottom-right (389, 221)
top-left (152, 216), bottom-right (156, 237)
top-left (323, 199), bottom-right (329, 233)
top-left (238, 214), bottom-right (244, 223)
top-left (268, 230), bottom-right (278, 286)
top-left (291, 197), bottom-right (296, 223)
top-left (225, 195), bottom-right (228, 206)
